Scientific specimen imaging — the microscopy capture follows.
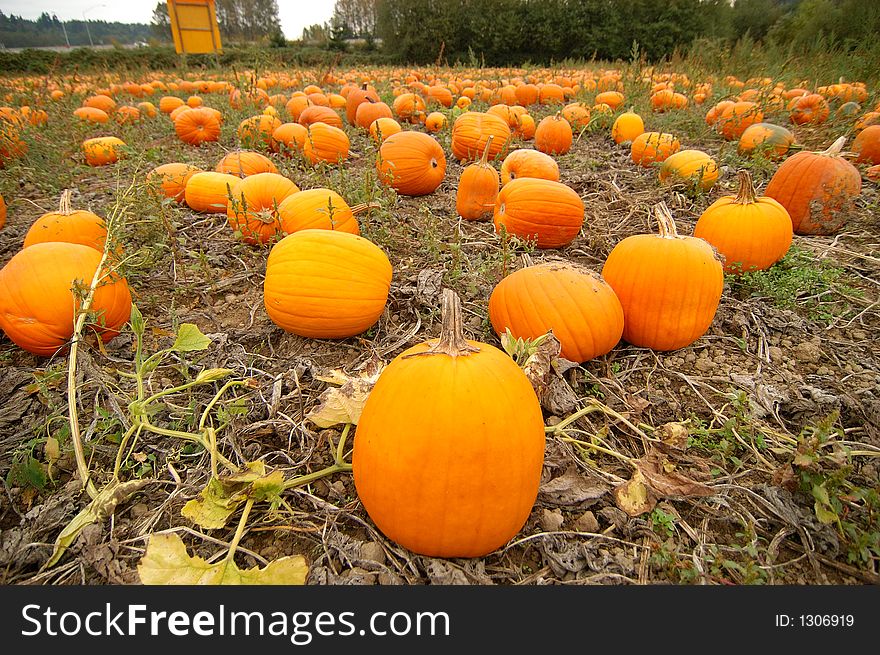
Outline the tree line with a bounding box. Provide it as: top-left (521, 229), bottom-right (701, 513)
top-left (0, 12), bottom-right (152, 48)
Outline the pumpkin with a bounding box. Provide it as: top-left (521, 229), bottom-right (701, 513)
top-left (378, 131), bottom-right (446, 196)
top-left (0, 242), bottom-right (132, 357)
top-left (82, 137), bottom-right (125, 166)
top-left (174, 107), bottom-right (221, 145)
top-left (499, 149), bottom-right (559, 185)
top-left (764, 136), bottom-right (862, 235)
top-left (737, 123), bottom-right (796, 159)
top-left (346, 83), bottom-right (380, 124)
top-left (424, 111), bottom-right (447, 133)
top-left (264, 229), bottom-right (392, 339)
top-left (184, 171), bottom-right (240, 213)
top-left (302, 123), bottom-right (350, 165)
top-left (488, 257), bottom-right (623, 363)
top-left (650, 89), bottom-right (676, 112)
top-left (866, 165), bottom-right (880, 183)
top-left (0, 122), bottom-right (26, 166)
top-left (115, 105), bottom-right (141, 124)
top-left (227, 173), bottom-right (300, 245)
top-left (789, 93), bottom-right (830, 125)
top-left (535, 113), bottom-right (573, 156)
top-left (277, 188), bottom-right (363, 235)
top-left (538, 83), bottom-right (566, 105)
top-left (493, 178), bottom-right (584, 249)
top-left (271, 122), bottom-right (308, 155)
top-left (73, 107), bottom-right (109, 123)
top-left (631, 132), bottom-right (680, 166)
top-left (457, 136), bottom-right (499, 221)
top-left (855, 112), bottom-right (880, 134)
top-left (353, 288), bottom-right (544, 558)
top-left (561, 103), bottom-right (591, 130)
top-left (215, 151), bottom-right (278, 177)
top-left (715, 101), bottom-right (763, 140)
top-left (514, 113), bottom-right (536, 139)
top-left (705, 100), bottom-right (734, 127)
top-left (298, 105), bottom-right (343, 129)
top-left (658, 150), bottom-right (719, 192)
top-left (451, 112), bottom-right (510, 162)
top-left (595, 91), bottom-right (624, 109)
top-left (515, 83), bottom-right (540, 106)
top-left (694, 170), bottom-right (792, 273)
top-left (601, 202), bottom-right (724, 351)
top-left (83, 94), bottom-right (116, 114)
top-left (23, 190), bottom-right (107, 251)
top-left (169, 105), bottom-right (192, 122)
top-left (852, 125), bottom-right (880, 165)
top-left (355, 99), bottom-right (393, 130)
top-left (611, 108), bottom-right (644, 145)
top-left (392, 93), bottom-right (427, 123)
top-left (147, 163), bottom-right (201, 203)
top-left (159, 96), bottom-right (185, 114)
top-left (238, 114), bottom-right (282, 148)
top-left (285, 95), bottom-right (312, 121)
top-left (368, 117), bottom-right (402, 143)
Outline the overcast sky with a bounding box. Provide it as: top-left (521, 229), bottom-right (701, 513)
top-left (0, 0), bottom-right (337, 40)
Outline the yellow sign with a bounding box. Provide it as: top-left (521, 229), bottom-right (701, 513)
top-left (167, 0), bottom-right (222, 54)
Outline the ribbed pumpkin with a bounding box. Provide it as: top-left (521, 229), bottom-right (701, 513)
top-left (23, 190), bottom-right (106, 251)
top-left (611, 108), bottom-right (644, 145)
top-left (488, 257), bottom-right (624, 363)
top-left (631, 132), bottom-right (680, 166)
top-left (346, 83), bottom-right (380, 124)
top-left (0, 242), bottom-right (132, 357)
top-left (500, 149), bottom-right (560, 185)
top-left (159, 96), bottom-right (185, 114)
top-left (737, 123), bottom-right (796, 159)
top-left (853, 125), bottom-right (880, 165)
top-left (392, 93), bottom-right (427, 123)
top-left (264, 229), bottom-right (392, 339)
top-left (764, 137), bottom-right (862, 235)
top-left (694, 170), bottom-right (792, 273)
top-left (215, 151), bottom-right (278, 177)
top-left (174, 107), bottom-right (221, 146)
top-left (789, 93), bottom-right (830, 125)
top-left (302, 123), bottom-right (350, 165)
top-left (715, 101), bottom-right (763, 140)
top-left (297, 105), bottom-right (343, 129)
top-left (237, 114), bottom-right (282, 148)
top-left (456, 136), bottom-right (499, 221)
top-left (355, 99), bottom-right (393, 130)
top-left (535, 113), bottom-right (573, 156)
top-left (493, 178), bottom-right (584, 249)
top-left (561, 103), bottom-right (591, 130)
top-left (353, 288), bottom-right (545, 558)
top-left (424, 111), bottom-right (447, 133)
top-left (601, 203), bottom-right (724, 351)
top-left (658, 150), bottom-right (719, 191)
top-left (82, 137), bottom-right (125, 166)
top-left (147, 163), bottom-right (201, 203)
top-left (277, 188), bottom-right (362, 235)
top-left (271, 122), bottom-right (308, 155)
top-left (184, 171), bottom-right (239, 213)
top-left (377, 131), bottom-right (446, 196)
top-left (227, 173), bottom-right (300, 245)
top-left (451, 112), bottom-right (510, 162)
top-left (368, 117), bottom-right (402, 144)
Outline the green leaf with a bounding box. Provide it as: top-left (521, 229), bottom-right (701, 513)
top-left (172, 323), bottom-right (211, 353)
top-left (814, 502), bottom-right (838, 525)
top-left (195, 368), bottom-right (236, 384)
top-left (250, 469), bottom-right (285, 504)
top-left (130, 304), bottom-right (144, 340)
top-left (138, 533), bottom-right (308, 585)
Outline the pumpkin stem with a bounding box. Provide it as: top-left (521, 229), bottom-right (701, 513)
top-left (405, 288), bottom-right (480, 358)
top-left (733, 170), bottom-right (758, 204)
top-left (822, 136), bottom-right (847, 156)
top-left (479, 134), bottom-right (495, 167)
top-left (351, 201), bottom-right (382, 215)
top-left (58, 188), bottom-right (72, 215)
top-left (654, 202), bottom-right (680, 239)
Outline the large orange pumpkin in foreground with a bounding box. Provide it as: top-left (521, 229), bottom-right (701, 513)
top-left (0, 242), bottom-right (132, 357)
top-left (353, 288), bottom-right (545, 558)
top-left (764, 136), bottom-right (862, 235)
top-left (694, 170), bottom-right (792, 273)
top-left (378, 131), bottom-right (446, 196)
top-left (264, 229), bottom-right (392, 339)
top-left (602, 203), bottom-right (724, 351)
top-left (493, 178), bottom-right (584, 249)
top-left (489, 258), bottom-right (624, 363)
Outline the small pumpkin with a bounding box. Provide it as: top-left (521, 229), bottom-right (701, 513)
top-left (353, 288), bottom-right (544, 558)
top-left (302, 123), bottom-right (350, 165)
top-left (424, 111), bottom-right (447, 134)
top-left (355, 99), bottom-right (393, 130)
top-left (346, 83), bottom-right (381, 124)
top-left (184, 171), bottom-right (240, 214)
top-left (488, 257), bottom-right (624, 363)
top-left (147, 163), bottom-right (201, 203)
top-left (595, 91), bottom-right (624, 109)
top-left (658, 150), bottom-right (719, 192)
top-left (789, 93), bottom-right (830, 125)
top-left (82, 136), bottom-right (125, 166)
top-left (238, 113), bottom-right (282, 148)
top-left (227, 173), bottom-right (300, 245)
top-left (368, 117), bottom-right (402, 144)
top-left (694, 170), bottom-right (792, 273)
top-left (601, 203), bottom-right (724, 351)
top-left (737, 123), bottom-right (796, 159)
top-left (456, 136), bottom-right (499, 221)
top-left (715, 101), bottom-right (763, 140)
top-left (73, 107), bottom-right (109, 124)
top-left (493, 177), bottom-right (584, 249)
top-left (23, 189), bottom-right (107, 251)
top-left (0, 242), bottom-right (132, 357)
top-left (298, 105), bottom-right (343, 129)
top-left (764, 137), bottom-right (862, 235)
top-left (611, 108), bottom-right (644, 145)
top-left (561, 103), bottom-right (590, 130)
top-left (499, 149), bottom-right (559, 185)
top-left (378, 131), bottom-right (446, 196)
top-left (215, 151), bottom-right (278, 177)
top-left (271, 122), bottom-right (308, 155)
top-left (83, 94), bottom-right (116, 114)
top-left (264, 229), bottom-right (392, 339)
top-left (159, 96), bottom-right (185, 114)
top-left (392, 93), bottom-right (427, 123)
top-left (852, 125), bottom-right (880, 165)
top-left (277, 188), bottom-right (363, 235)
top-left (535, 113), bottom-right (573, 156)
top-left (631, 132), bottom-right (680, 166)
top-left (174, 107), bottom-right (221, 146)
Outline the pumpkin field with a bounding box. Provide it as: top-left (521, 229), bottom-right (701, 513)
top-left (0, 59), bottom-right (878, 587)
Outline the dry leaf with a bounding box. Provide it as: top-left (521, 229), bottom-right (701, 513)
top-left (658, 422), bottom-right (689, 451)
top-left (538, 469), bottom-right (608, 507)
top-left (636, 450), bottom-right (715, 499)
top-left (501, 330), bottom-right (579, 413)
top-left (138, 533), bottom-right (308, 585)
top-left (307, 355), bottom-right (385, 428)
top-left (614, 470), bottom-right (657, 517)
